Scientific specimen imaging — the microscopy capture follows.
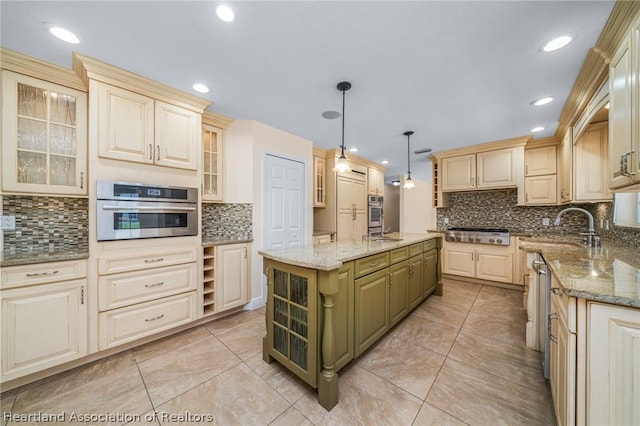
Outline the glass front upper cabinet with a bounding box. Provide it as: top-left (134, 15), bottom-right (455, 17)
top-left (202, 124), bottom-right (223, 202)
top-left (2, 70), bottom-right (87, 195)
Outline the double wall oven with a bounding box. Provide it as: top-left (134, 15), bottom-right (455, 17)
top-left (367, 195), bottom-right (383, 236)
top-left (97, 180), bottom-right (198, 241)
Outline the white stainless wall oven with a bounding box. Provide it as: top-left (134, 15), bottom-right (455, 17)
top-left (368, 195), bottom-right (383, 235)
top-left (96, 180), bottom-right (198, 241)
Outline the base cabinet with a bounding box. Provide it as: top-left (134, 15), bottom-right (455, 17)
top-left (1, 279), bottom-right (87, 382)
top-left (549, 289), bottom-right (576, 426)
top-left (423, 249), bottom-right (437, 297)
top-left (1, 259), bottom-right (88, 382)
top-left (354, 268), bottom-right (390, 357)
top-left (214, 243), bottom-right (250, 313)
top-left (388, 261), bottom-right (409, 327)
top-left (587, 302), bottom-right (640, 425)
top-left (408, 254), bottom-right (424, 310)
top-left (443, 241), bottom-right (514, 284)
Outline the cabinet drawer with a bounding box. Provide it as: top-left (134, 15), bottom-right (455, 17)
top-left (99, 292), bottom-right (196, 349)
top-left (1, 259), bottom-right (87, 289)
top-left (99, 263), bottom-right (197, 311)
top-left (551, 287), bottom-right (577, 333)
top-left (423, 239), bottom-right (437, 252)
top-left (409, 243), bottom-right (423, 257)
top-left (389, 247), bottom-right (409, 263)
top-left (98, 247), bottom-right (197, 275)
top-left (354, 252), bottom-right (389, 278)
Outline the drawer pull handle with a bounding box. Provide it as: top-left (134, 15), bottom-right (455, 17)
top-left (368, 260), bottom-right (380, 267)
top-left (144, 258), bottom-right (164, 263)
top-left (145, 314), bottom-right (165, 322)
top-left (145, 282), bottom-right (165, 288)
top-left (26, 270), bottom-right (59, 277)
top-left (551, 287), bottom-right (561, 295)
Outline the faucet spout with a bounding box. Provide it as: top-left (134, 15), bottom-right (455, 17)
top-left (554, 207), bottom-right (599, 247)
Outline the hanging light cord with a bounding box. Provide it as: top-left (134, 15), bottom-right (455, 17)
top-left (406, 133), bottom-right (411, 177)
top-left (341, 87), bottom-right (346, 155)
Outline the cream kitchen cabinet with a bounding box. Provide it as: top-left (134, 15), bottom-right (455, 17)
top-left (313, 156), bottom-right (326, 207)
top-left (441, 148), bottom-right (521, 192)
top-left (587, 302), bottom-right (640, 425)
top-left (608, 14), bottom-right (640, 189)
top-left (1, 70), bottom-right (88, 195)
top-left (443, 241), bottom-right (514, 284)
top-left (573, 122), bottom-right (612, 202)
top-left (202, 124), bottom-right (224, 202)
top-left (559, 128), bottom-right (573, 203)
top-left (214, 243), bottom-right (250, 313)
top-left (1, 260), bottom-right (87, 382)
top-left (92, 80), bottom-right (200, 171)
top-left (524, 145), bottom-right (557, 205)
top-left (367, 167), bottom-right (384, 195)
top-left (549, 285), bottom-right (576, 426)
top-left (336, 175), bottom-right (367, 241)
top-left (97, 247), bottom-right (197, 349)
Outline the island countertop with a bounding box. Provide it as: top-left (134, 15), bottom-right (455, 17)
top-left (259, 232), bottom-right (440, 271)
top-left (519, 237), bottom-right (640, 308)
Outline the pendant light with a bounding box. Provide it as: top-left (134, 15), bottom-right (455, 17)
top-left (333, 81), bottom-right (352, 173)
top-left (403, 131), bottom-right (416, 189)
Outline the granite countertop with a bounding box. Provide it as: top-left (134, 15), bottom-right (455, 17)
top-left (519, 236), bottom-right (640, 308)
top-left (259, 232), bottom-right (440, 271)
top-left (202, 237), bottom-right (254, 247)
top-left (1, 248), bottom-right (90, 267)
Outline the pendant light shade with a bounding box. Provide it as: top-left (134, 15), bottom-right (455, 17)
top-left (403, 131), bottom-right (416, 189)
top-left (333, 81), bottom-right (352, 173)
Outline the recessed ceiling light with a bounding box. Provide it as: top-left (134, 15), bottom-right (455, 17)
top-left (349, 147), bottom-right (358, 152)
top-left (43, 23), bottom-right (80, 44)
top-left (531, 97), bottom-right (554, 106)
top-left (216, 5), bottom-right (235, 22)
top-left (381, 160), bottom-right (389, 165)
top-left (192, 83), bottom-right (210, 93)
top-left (542, 35), bottom-right (572, 52)
top-left (531, 126), bottom-right (545, 133)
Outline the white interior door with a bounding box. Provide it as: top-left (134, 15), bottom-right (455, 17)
top-left (264, 154), bottom-right (305, 249)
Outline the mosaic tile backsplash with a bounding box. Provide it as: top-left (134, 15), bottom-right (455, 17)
top-left (436, 189), bottom-right (640, 247)
top-left (202, 203), bottom-right (253, 240)
top-left (2, 196), bottom-right (89, 253)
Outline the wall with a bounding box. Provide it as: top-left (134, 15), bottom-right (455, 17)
top-left (400, 176), bottom-right (434, 233)
top-left (435, 189), bottom-right (640, 247)
top-left (227, 120), bottom-right (314, 309)
top-left (2, 195), bottom-right (88, 254)
top-left (383, 184), bottom-right (399, 232)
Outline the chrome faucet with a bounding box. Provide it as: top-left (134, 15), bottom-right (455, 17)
top-left (554, 207), bottom-right (600, 247)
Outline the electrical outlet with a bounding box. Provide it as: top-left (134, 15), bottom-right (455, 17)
top-left (444, 217), bottom-right (449, 224)
top-left (0, 215), bottom-right (16, 230)
top-left (542, 218), bottom-right (550, 226)
top-left (605, 220), bottom-right (609, 230)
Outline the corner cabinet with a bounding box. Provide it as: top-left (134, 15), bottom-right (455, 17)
top-left (608, 13), bottom-right (640, 189)
top-left (573, 122), bottom-right (612, 202)
top-left (92, 80), bottom-right (199, 170)
top-left (1, 260), bottom-right (88, 382)
top-left (1, 70), bottom-right (88, 195)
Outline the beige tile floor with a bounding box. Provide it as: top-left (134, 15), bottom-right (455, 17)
top-left (1, 279), bottom-right (555, 425)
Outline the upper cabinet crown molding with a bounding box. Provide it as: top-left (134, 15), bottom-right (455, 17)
top-left (202, 110), bottom-right (234, 130)
top-left (555, 2), bottom-right (640, 139)
top-left (72, 53), bottom-right (211, 113)
top-left (0, 48), bottom-right (86, 92)
top-left (431, 135), bottom-right (530, 160)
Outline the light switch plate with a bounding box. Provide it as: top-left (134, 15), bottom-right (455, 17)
top-left (542, 218), bottom-right (550, 226)
top-left (0, 215), bottom-right (16, 230)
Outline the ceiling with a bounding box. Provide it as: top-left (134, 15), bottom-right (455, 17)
top-left (1, 1), bottom-right (615, 182)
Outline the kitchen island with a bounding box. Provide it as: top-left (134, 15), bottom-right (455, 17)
top-left (259, 232), bottom-right (442, 411)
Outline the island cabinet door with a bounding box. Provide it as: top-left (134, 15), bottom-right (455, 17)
top-left (331, 262), bottom-right (355, 371)
top-left (423, 249), bottom-right (437, 298)
top-left (389, 260), bottom-right (409, 327)
top-left (408, 254), bottom-right (423, 310)
top-left (266, 262), bottom-right (317, 387)
top-left (354, 268), bottom-right (389, 358)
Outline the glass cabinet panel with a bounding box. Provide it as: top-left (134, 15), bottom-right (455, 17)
top-left (202, 125), bottom-right (223, 201)
top-left (2, 71), bottom-right (87, 195)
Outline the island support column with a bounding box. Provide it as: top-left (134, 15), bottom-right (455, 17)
top-left (317, 268), bottom-right (339, 410)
